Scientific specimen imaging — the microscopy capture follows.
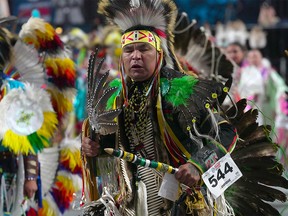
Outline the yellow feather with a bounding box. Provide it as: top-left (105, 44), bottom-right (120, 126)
top-left (2, 112), bottom-right (57, 155)
top-left (57, 58), bottom-right (75, 71)
top-left (60, 147), bottom-right (81, 171)
top-left (45, 58), bottom-right (59, 76)
top-left (56, 174), bottom-right (80, 193)
top-left (38, 112), bottom-right (58, 140)
top-left (47, 89), bottom-right (74, 115)
top-left (2, 130), bottom-right (35, 155)
top-left (38, 199), bottom-right (57, 216)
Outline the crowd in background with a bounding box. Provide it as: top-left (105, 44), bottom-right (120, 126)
top-left (0, 0), bottom-right (288, 215)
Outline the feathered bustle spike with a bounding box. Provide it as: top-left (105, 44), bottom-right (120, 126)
top-left (235, 180), bottom-right (287, 202)
top-left (241, 171), bottom-right (288, 189)
top-left (19, 17), bottom-right (64, 53)
top-left (173, 12), bottom-right (193, 55)
top-left (236, 156), bottom-right (284, 175)
top-left (236, 135), bottom-right (272, 149)
top-left (173, 15), bottom-right (234, 80)
top-left (225, 196), bottom-right (258, 216)
top-left (232, 141), bottom-right (278, 159)
top-left (226, 191), bottom-right (281, 216)
top-left (244, 125), bottom-right (272, 142)
top-left (217, 78), bottom-right (232, 105)
top-left (238, 122), bottom-right (258, 139)
top-left (226, 98), bottom-right (247, 122)
top-left (235, 108), bottom-right (259, 135)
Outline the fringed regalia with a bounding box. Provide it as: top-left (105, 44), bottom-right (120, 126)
top-left (0, 16), bottom-right (80, 215)
top-left (80, 0), bottom-right (288, 216)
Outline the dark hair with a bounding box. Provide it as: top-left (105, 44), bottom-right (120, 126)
top-left (227, 42), bottom-right (247, 52)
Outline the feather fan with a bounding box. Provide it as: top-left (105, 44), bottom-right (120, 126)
top-left (86, 49), bottom-right (121, 135)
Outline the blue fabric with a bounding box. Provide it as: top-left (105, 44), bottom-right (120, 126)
top-left (175, 0), bottom-right (237, 25)
top-left (73, 72), bottom-right (87, 121)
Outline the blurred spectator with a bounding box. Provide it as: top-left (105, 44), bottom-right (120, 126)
top-left (224, 42), bottom-right (248, 106)
top-left (258, 1), bottom-right (280, 27)
top-left (248, 25), bottom-right (267, 50)
top-left (53, 0), bottom-right (85, 26)
top-left (0, 0), bottom-right (10, 18)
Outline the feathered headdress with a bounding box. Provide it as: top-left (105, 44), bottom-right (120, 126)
top-left (98, 0), bottom-right (182, 71)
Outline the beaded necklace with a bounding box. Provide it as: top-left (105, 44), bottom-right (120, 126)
top-left (124, 82), bottom-right (151, 159)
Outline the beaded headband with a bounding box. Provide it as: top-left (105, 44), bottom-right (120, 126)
top-left (121, 30), bottom-right (161, 52)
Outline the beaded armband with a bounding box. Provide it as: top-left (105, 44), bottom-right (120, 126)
top-left (23, 154), bottom-right (39, 181)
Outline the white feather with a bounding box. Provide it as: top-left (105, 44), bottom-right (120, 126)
top-left (19, 17), bottom-right (47, 41)
top-left (12, 40), bottom-right (45, 88)
top-left (38, 146), bottom-right (60, 196)
top-left (0, 83), bottom-right (54, 137)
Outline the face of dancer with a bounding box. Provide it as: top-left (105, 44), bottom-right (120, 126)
top-left (122, 42), bottom-right (159, 82)
top-left (247, 49), bottom-right (263, 68)
top-left (226, 44), bottom-right (246, 66)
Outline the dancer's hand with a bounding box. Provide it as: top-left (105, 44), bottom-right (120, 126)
top-left (24, 179), bottom-right (38, 199)
top-left (81, 137), bottom-right (101, 157)
top-left (175, 163), bottom-right (200, 187)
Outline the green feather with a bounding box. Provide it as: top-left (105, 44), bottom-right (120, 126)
top-left (27, 132), bottom-right (44, 153)
top-left (106, 78), bottom-right (122, 110)
top-left (161, 76), bottom-right (198, 107)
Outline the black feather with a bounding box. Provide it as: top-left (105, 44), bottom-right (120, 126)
top-left (236, 109), bottom-right (259, 135)
top-left (232, 141), bottom-right (278, 159)
top-left (234, 179), bottom-right (287, 202)
top-left (241, 170), bottom-right (288, 189)
top-left (0, 28), bottom-right (12, 69)
top-left (225, 98), bottom-right (247, 121)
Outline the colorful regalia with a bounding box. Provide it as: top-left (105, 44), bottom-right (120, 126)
top-left (80, 1), bottom-right (288, 216)
top-left (0, 15), bottom-right (81, 216)
top-left (0, 17), bottom-right (58, 215)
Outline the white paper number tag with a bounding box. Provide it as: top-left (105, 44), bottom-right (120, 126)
top-left (202, 153), bottom-right (242, 198)
top-left (158, 173), bottom-right (179, 201)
